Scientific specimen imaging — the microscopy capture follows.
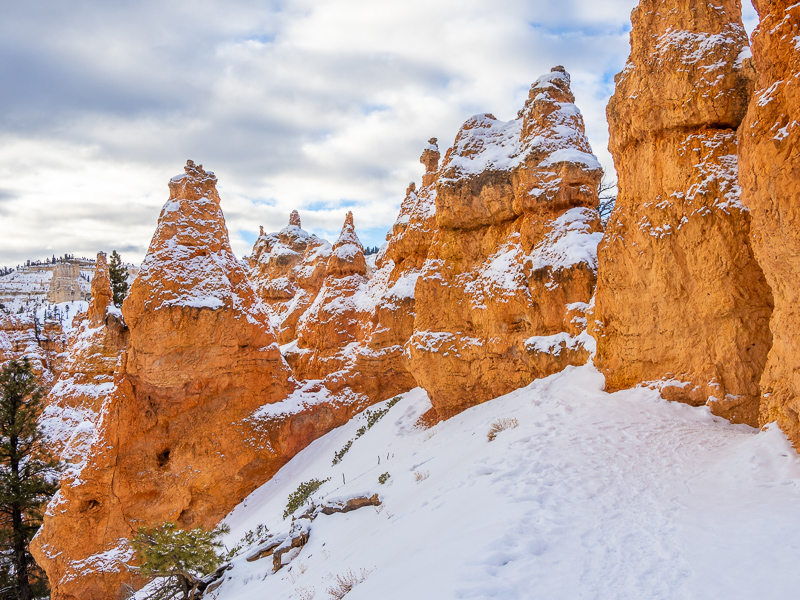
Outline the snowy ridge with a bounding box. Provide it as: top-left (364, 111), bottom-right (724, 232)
top-left (146, 364), bottom-right (800, 600)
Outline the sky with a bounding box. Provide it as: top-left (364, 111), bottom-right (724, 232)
top-left (0, 0), bottom-right (760, 267)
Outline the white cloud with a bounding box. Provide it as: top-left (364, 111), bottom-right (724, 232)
top-left (9, 0), bottom-right (758, 267)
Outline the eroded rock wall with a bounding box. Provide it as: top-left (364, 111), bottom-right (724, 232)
top-left (406, 68), bottom-right (603, 420)
top-left (591, 0), bottom-right (773, 425)
top-left (739, 0), bottom-right (800, 440)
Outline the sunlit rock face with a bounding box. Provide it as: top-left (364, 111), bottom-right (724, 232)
top-left (591, 0), bottom-right (773, 426)
top-left (406, 67), bottom-right (603, 421)
top-left (738, 0), bottom-right (800, 442)
top-left (247, 211), bottom-right (331, 344)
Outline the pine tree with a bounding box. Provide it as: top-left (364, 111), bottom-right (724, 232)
top-left (0, 359), bottom-right (60, 600)
top-left (131, 522), bottom-right (229, 600)
top-left (108, 251), bottom-right (129, 308)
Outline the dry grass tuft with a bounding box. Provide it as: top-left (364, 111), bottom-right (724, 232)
top-left (487, 417), bottom-right (519, 441)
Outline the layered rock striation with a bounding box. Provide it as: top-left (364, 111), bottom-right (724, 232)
top-left (739, 0), bottom-right (800, 441)
top-left (591, 0), bottom-right (773, 426)
top-left (406, 67), bottom-right (603, 419)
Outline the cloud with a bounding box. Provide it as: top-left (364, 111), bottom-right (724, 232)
top-left (0, 0), bottom-right (665, 267)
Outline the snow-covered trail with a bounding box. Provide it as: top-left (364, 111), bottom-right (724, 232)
top-left (159, 364), bottom-right (800, 600)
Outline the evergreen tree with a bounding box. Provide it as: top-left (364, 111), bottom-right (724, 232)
top-left (131, 522), bottom-right (229, 600)
top-left (0, 359), bottom-right (60, 600)
top-left (108, 251), bottom-right (129, 308)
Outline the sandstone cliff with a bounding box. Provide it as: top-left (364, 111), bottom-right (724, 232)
top-left (739, 0), bottom-right (800, 441)
top-left (31, 162), bottom-right (365, 600)
top-left (248, 211), bottom-right (331, 344)
top-left (591, 0), bottom-right (773, 426)
top-left (0, 312), bottom-right (66, 386)
top-left (406, 67), bottom-right (603, 420)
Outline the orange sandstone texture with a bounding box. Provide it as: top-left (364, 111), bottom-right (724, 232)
top-left (738, 0), bottom-right (800, 441)
top-left (406, 68), bottom-right (603, 419)
top-left (38, 252), bottom-right (128, 465)
top-left (248, 211), bottom-right (331, 344)
top-left (592, 0), bottom-right (772, 425)
top-left (31, 162), bottom-right (360, 600)
top-left (0, 312), bottom-right (66, 386)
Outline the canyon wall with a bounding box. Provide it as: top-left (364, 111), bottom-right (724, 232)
top-left (739, 0), bottom-right (800, 442)
top-left (591, 0), bottom-right (773, 426)
top-left (406, 67), bottom-right (603, 420)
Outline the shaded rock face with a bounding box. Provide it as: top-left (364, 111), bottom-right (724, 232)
top-left (739, 0), bottom-right (800, 441)
top-left (32, 161), bottom-right (306, 600)
top-left (0, 313), bottom-right (66, 386)
top-left (248, 211), bottom-right (332, 344)
top-left (39, 252), bottom-right (128, 466)
top-left (591, 0), bottom-right (773, 426)
top-left (406, 68), bottom-right (603, 419)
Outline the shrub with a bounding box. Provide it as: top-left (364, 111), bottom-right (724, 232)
top-left (378, 472), bottom-right (390, 485)
top-left (326, 568), bottom-right (371, 599)
top-left (284, 478), bottom-right (331, 519)
top-left (487, 417), bottom-right (519, 442)
top-left (130, 521), bottom-right (229, 600)
top-left (331, 397), bottom-right (401, 465)
top-left (413, 470), bottom-right (429, 483)
top-left (225, 523), bottom-right (270, 559)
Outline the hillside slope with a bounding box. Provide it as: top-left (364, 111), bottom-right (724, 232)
top-left (138, 364), bottom-right (800, 600)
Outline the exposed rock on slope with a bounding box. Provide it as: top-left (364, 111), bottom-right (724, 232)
top-left (591, 0), bottom-right (773, 426)
top-left (32, 161), bottom-right (346, 600)
top-left (406, 67), bottom-right (603, 419)
top-left (0, 312), bottom-right (66, 386)
top-left (248, 211), bottom-right (331, 344)
top-left (38, 252), bottom-right (128, 465)
top-left (738, 0), bottom-right (800, 441)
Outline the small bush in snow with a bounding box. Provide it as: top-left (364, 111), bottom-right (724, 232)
top-left (296, 585), bottom-right (316, 600)
top-left (326, 568), bottom-right (372, 599)
top-left (331, 397), bottom-right (401, 465)
top-left (487, 417), bottom-right (519, 441)
top-left (225, 523), bottom-right (270, 559)
top-left (378, 472), bottom-right (390, 484)
top-left (284, 478), bottom-right (331, 519)
top-left (414, 470), bottom-right (430, 483)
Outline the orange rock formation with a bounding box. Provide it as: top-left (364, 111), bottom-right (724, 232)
top-left (31, 162), bottom-right (365, 600)
top-left (39, 252), bottom-right (127, 465)
top-left (738, 0), bottom-right (800, 441)
top-left (248, 211), bottom-right (331, 344)
top-left (406, 67), bottom-right (603, 419)
top-left (591, 0), bottom-right (773, 425)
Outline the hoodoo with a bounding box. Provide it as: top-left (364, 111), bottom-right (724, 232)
top-left (31, 161), bottom-right (298, 600)
top-left (406, 67), bottom-right (603, 420)
top-left (738, 0), bottom-right (800, 442)
top-left (591, 0), bottom-right (773, 425)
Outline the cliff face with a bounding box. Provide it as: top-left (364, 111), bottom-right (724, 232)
top-left (0, 312), bottom-right (66, 387)
top-left (591, 0), bottom-right (773, 426)
top-left (739, 0), bottom-right (800, 442)
top-left (406, 68), bottom-right (603, 420)
top-left (248, 211), bottom-right (331, 344)
top-left (31, 162), bottom-right (305, 600)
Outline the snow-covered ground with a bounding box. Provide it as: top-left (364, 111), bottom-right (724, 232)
top-left (145, 363), bottom-right (800, 600)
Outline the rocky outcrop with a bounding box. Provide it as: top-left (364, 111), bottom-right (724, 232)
top-left (591, 0), bottom-right (773, 426)
top-left (406, 67), bottom-right (603, 420)
top-left (47, 262), bottom-right (88, 303)
top-left (0, 312), bottom-right (66, 386)
top-left (288, 212), bottom-right (371, 383)
top-left (31, 162), bottom-right (366, 600)
top-left (38, 252), bottom-right (128, 465)
top-left (248, 211), bottom-right (331, 344)
top-left (738, 1), bottom-right (800, 441)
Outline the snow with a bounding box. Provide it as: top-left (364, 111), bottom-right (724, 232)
top-left (527, 207), bottom-right (603, 273)
top-left (539, 148), bottom-right (602, 170)
top-left (157, 364), bottom-right (800, 600)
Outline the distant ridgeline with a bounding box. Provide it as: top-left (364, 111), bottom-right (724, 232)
top-left (0, 256), bottom-right (95, 310)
